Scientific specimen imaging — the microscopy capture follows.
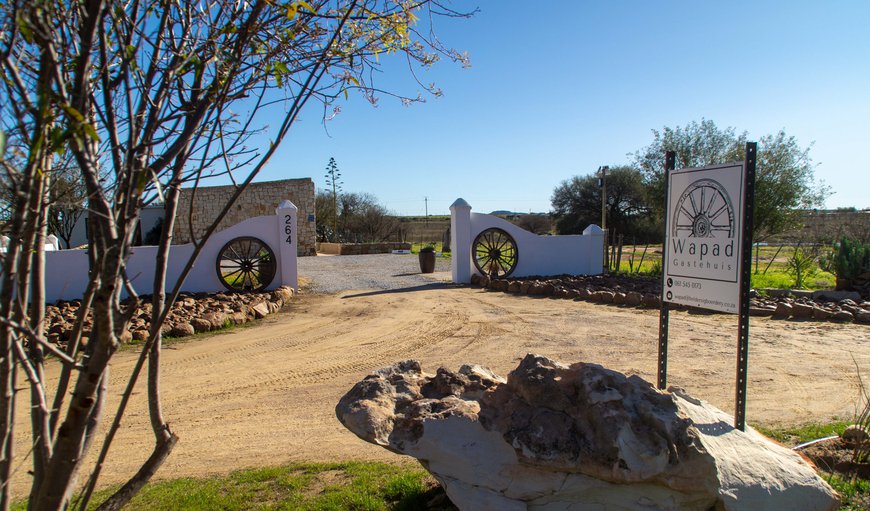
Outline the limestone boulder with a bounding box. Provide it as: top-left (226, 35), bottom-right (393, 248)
top-left (190, 317), bottom-right (213, 333)
top-left (169, 322), bottom-right (195, 338)
top-left (270, 285), bottom-right (294, 304)
top-left (337, 354), bottom-right (838, 511)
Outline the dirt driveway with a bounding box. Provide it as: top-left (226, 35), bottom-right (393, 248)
top-left (11, 267), bottom-right (870, 496)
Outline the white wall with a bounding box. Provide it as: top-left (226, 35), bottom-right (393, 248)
top-left (450, 199), bottom-right (603, 283)
top-left (43, 203), bottom-right (298, 303)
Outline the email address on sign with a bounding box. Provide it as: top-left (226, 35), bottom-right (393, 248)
top-left (672, 293), bottom-right (735, 310)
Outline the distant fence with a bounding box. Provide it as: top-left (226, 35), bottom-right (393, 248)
top-left (5, 202), bottom-right (299, 303)
top-left (449, 198), bottom-right (603, 283)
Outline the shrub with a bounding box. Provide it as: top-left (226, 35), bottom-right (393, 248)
top-left (786, 246), bottom-right (818, 289)
top-left (822, 238), bottom-right (870, 289)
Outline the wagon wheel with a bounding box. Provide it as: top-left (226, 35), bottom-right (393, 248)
top-left (472, 228), bottom-right (518, 278)
top-left (215, 236), bottom-right (277, 291)
top-left (671, 178), bottom-right (735, 238)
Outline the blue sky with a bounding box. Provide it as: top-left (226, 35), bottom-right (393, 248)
top-left (253, 1), bottom-right (869, 216)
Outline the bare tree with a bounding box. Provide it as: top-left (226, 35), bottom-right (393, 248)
top-left (46, 161), bottom-right (87, 248)
top-left (0, 1), bottom-right (472, 510)
top-left (341, 192), bottom-right (401, 242)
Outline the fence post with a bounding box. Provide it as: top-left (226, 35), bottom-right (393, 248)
top-left (450, 198), bottom-right (472, 283)
top-left (275, 200), bottom-right (298, 290)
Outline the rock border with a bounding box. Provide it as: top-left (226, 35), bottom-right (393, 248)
top-left (44, 286), bottom-right (296, 348)
top-left (469, 274), bottom-right (870, 325)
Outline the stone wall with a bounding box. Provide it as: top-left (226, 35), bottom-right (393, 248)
top-left (174, 178), bottom-right (316, 256)
top-left (318, 242), bottom-right (411, 255)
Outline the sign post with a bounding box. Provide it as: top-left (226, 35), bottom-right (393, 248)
top-left (734, 143), bottom-right (756, 430)
top-left (657, 152), bottom-right (675, 390)
top-left (657, 143), bottom-right (757, 430)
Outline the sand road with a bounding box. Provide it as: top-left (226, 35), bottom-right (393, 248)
top-left (10, 283), bottom-right (870, 496)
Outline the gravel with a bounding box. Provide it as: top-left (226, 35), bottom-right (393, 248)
top-left (297, 253), bottom-right (452, 293)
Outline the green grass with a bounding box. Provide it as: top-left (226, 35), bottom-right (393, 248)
top-left (753, 420), bottom-right (869, 510)
top-left (753, 420), bottom-right (852, 445)
top-left (829, 475), bottom-right (870, 511)
top-left (613, 244), bottom-right (838, 290)
top-left (18, 421), bottom-right (867, 510)
top-left (409, 242), bottom-right (451, 258)
top-left (47, 462), bottom-right (435, 511)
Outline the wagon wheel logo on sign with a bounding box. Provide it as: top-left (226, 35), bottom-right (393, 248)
top-left (670, 178), bottom-right (735, 239)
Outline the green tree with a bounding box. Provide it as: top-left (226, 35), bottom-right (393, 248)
top-left (550, 166), bottom-right (658, 241)
top-left (511, 214), bottom-right (553, 235)
top-left (632, 119), bottom-right (828, 241)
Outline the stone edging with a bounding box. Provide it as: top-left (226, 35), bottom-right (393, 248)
top-left (45, 286), bottom-right (296, 348)
top-left (470, 274), bottom-right (870, 325)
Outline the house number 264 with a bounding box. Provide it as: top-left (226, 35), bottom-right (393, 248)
top-left (284, 215), bottom-right (293, 245)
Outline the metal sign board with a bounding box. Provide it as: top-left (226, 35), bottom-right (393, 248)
top-left (662, 163), bottom-right (745, 314)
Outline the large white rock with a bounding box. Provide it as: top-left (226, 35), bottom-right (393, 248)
top-left (336, 354), bottom-right (839, 511)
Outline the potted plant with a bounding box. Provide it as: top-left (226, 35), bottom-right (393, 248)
top-left (419, 244), bottom-right (436, 273)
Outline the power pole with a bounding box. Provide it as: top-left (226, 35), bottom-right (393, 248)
top-left (598, 166), bottom-right (609, 272)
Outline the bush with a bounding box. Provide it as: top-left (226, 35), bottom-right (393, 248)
top-left (786, 246), bottom-right (818, 289)
top-left (822, 238), bottom-right (870, 289)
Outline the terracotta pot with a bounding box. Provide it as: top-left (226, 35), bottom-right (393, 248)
top-left (419, 251), bottom-right (436, 273)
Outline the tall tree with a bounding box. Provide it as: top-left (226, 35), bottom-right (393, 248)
top-left (551, 166), bottom-right (657, 242)
top-left (632, 119), bottom-right (828, 240)
top-left (0, 1), bottom-right (471, 509)
top-left (324, 157), bottom-right (342, 241)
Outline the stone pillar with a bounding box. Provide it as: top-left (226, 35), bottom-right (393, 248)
top-left (275, 200), bottom-right (298, 290)
top-left (450, 198), bottom-right (472, 284)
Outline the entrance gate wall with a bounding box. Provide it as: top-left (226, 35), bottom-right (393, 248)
top-left (450, 198), bottom-right (604, 283)
top-left (40, 201), bottom-right (298, 303)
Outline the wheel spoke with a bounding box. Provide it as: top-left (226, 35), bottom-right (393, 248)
top-left (709, 204), bottom-right (728, 222)
top-left (222, 268), bottom-right (245, 280)
top-left (700, 187), bottom-right (706, 215)
top-left (486, 231), bottom-right (496, 250)
top-left (705, 190), bottom-right (718, 215)
top-left (679, 205), bottom-right (694, 220)
top-left (229, 271), bottom-right (245, 287)
top-left (228, 244), bottom-right (245, 262)
top-left (221, 259), bottom-right (244, 270)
